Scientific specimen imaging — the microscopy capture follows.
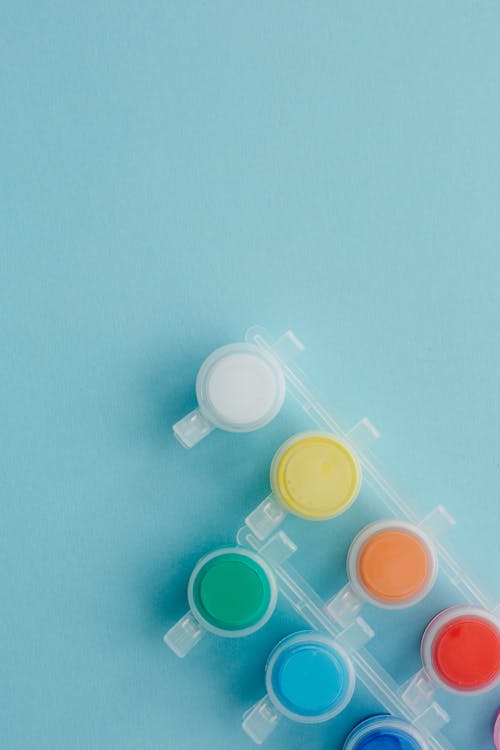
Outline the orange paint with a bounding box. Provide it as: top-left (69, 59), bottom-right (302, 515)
top-left (357, 528), bottom-right (431, 604)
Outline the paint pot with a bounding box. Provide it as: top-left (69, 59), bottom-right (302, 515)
top-left (196, 343), bottom-right (285, 431)
top-left (347, 520), bottom-right (438, 608)
top-left (270, 432), bottom-right (361, 520)
top-left (266, 632), bottom-right (355, 722)
top-left (342, 715), bottom-right (428, 750)
top-left (188, 548), bottom-right (278, 636)
top-left (421, 606), bottom-right (500, 693)
top-left (173, 343), bottom-right (286, 447)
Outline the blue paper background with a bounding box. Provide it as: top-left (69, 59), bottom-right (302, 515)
top-left (1, 3), bottom-right (499, 749)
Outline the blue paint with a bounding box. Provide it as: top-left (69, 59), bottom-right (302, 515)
top-left (270, 641), bottom-right (350, 717)
top-left (356, 729), bottom-right (422, 750)
top-left (343, 717), bottom-right (425, 750)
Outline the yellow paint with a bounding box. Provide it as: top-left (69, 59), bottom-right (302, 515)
top-left (273, 434), bottom-right (360, 520)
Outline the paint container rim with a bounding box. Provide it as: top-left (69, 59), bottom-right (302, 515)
top-left (270, 430), bottom-right (362, 521)
top-left (342, 714), bottom-right (429, 750)
top-left (188, 547), bottom-right (278, 637)
top-left (195, 343), bottom-right (285, 432)
top-left (265, 631), bottom-right (356, 723)
top-left (347, 519), bottom-right (438, 609)
top-left (421, 605), bottom-right (500, 695)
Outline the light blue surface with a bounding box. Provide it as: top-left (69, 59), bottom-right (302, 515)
top-left (1, 3), bottom-right (499, 750)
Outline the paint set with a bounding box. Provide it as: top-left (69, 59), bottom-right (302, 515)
top-left (165, 327), bottom-right (500, 749)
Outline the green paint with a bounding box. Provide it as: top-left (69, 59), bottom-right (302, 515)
top-left (193, 552), bottom-right (272, 631)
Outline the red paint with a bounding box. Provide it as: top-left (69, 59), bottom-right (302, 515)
top-left (431, 615), bottom-right (500, 691)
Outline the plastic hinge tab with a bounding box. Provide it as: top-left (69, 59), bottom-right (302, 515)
top-left (172, 409), bottom-right (214, 448)
top-left (242, 696), bottom-right (280, 745)
top-left (270, 330), bottom-right (304, 363)
top-left (401, 669), bottom-right (436, 714)
top-left (335, 617), bottom-right (374, 653)
top-left (413, 703), bottom-right (450, 734)
top-left (347, 418), bottom-right (381, 451)
top-left (326, 584), bottom-right (363, 628)
top-left (419, 505), bottom-right (456, 539)
top-left (259, 531), bottom-right (297, 566)
top-left (245, 495), bottom-right (286, 541)
top-left (163, 612), bottom-right (204, 657)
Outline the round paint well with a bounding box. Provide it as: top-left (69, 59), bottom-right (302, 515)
top-left (196, 344), bottom-right (285, 431)
top-left (271, 432), bottom-right (361, 520)
top-left (348, 520), bottom-right (437, 608)
top-left (188, 548), bottom-right (277, 636)
top-left (266, 632), bottom-right (355, 722)
top-left (422, 606), bottom-right (500, 693)
top-left (342, 715), bottom-right (428, 750)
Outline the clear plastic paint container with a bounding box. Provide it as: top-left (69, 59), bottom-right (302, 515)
top-left (237, 503), bottom-right (498, 750)
top-left (173, 333), bottom-right (303, 447)
top-left (342, 715), bottom-right (429, 750)
top-left (170, 327), bottom-right (500, 750)
top-left (243, 631), bottom-right (356, 744)
top-left (422, 606), bottom-right (500, 693)
top-left (327, 519), bottom-right (439, 626)
top-left (164, 547), bottom-right (278, 657)
top-left (237, 521), bottom-right (450, 747)
top-left (245, 431), bottom-right (362, 540)
top-left (402, 606), bottom-right (500, 710)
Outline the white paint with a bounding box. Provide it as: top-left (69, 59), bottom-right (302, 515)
top-left (205, 352), bottom-right (281, 426)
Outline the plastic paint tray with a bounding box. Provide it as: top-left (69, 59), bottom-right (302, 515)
top-left (166, 327), bottom-right (500, 750)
